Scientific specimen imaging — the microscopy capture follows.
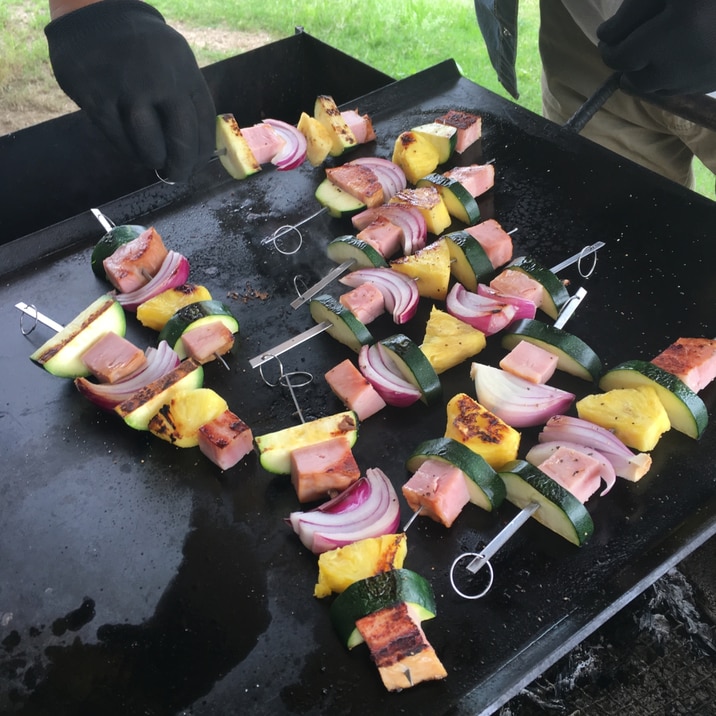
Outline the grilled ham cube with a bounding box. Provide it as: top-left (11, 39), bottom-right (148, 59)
top-left (326, 164), bottom-right (384, 207)
top-left (651, 337), bottom-right (716, 393)
top-left (464, 218), bottom-right (513, 269)
top-left (355, 601), bottom-right (447, 691)
top-left (289, 436), bottom-right (361, 503)
top-left (325, 359), bottom-right (386, 421)
top-left (81, 332), bottom-right (146, 383)
top-left (103, 227), bottom-right (168, 294)
top-left (435, 109), bottom-right (482, 153)
top-left (198, 409), bottom-right (254, 470)
top-left (402, 458), bottom-right (470, 528)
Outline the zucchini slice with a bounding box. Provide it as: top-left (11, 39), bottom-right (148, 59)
top-left (158, 300), bottom-right (239, 358)
top-left (410, 122), bottom-right (457, 163)
top-left (255, 410), bottom-right (359, 474)
top-left (326, 235), bottom-right (388, 269)
top-left (417, 173), bottom-right (481, 225)
top-left (406, 437), bottom-right (506, 511)
top-left (330, 569), bottom-right (436, 649)
top-left (505, 256), bottom-right (570, 319)
top-left (29, 294), bottom-right (126, 378)
top-left (91, 224), bottom-right (146, 279)
top-left (379, 334), bottom-right (442, 406)
top-left (444, 229), bottom-right (494, 291)
top-left (115, 359), bottom-right (205, 431)
top-left (501, 318), bottom-right (602, 382)
top-left (309, 294), bottom-right (374, 353)
top-left (315, 178), bottom-right (366, 218)
top-left (499, 459), bottom-right (594, 546)
top-left (599, 360), bottom-right (708, 439)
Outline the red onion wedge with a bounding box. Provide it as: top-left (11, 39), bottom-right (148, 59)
top-left (470, 362), bottom-right (575, 427)
top-left (263, 118), bottom-right (307, 170)
top-left (476, 284), bottom-right (537, 321)
top-left (287, 468), bottom-right (401, 554)
top-left (340, 267), bottom-right (419, 324)
top-left (446, 283), bottom-right (518, 335)
top-left (349, 157), bottom-right (407, 200)
top-left (74, 341), bottom-right (181, 410)
top-left (525, 440), bottom-right (616, 497)
top-left (352, 204), bottom-right (427, 255)
top-left (115, 251), bottom-right (190, 311)
top-left (358, 343), bottom-right (422, 407)
top-left (539, 415), bottom-right (652, 482)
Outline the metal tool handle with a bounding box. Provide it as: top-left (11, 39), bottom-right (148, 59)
top-left (563, 72), bottom-right (622, 134)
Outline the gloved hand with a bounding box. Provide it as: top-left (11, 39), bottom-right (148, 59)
top-left (597, 0), bottom-right (716, 96)
top-left (45, 0), bottom-right (216, 182)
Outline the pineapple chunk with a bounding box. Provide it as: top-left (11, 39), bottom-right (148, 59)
top-left (137, 284), bottom-right (213, 331)
top-left (297, 111), bottom-right (333, 166)
top-left (576, 385), bottom-right (670, 452)
top-left (215, 113), bottom-right (261, 179)
top-left (391, 239), bottom-right (451, 300)
top-left (148, 388), bottom-right (228, 448)
top-left (314, 533), bottom-right (408, 598)
top-left (314, 95), bottom-right (357, 156)
top-left (390, 186), bottom-right (452, 235)
top-left (444, 392), bottom-right (520, 469)
top-left (392, 130), bottom-right (440, 184)
top-left (421, 306), bottom-right (486, 374)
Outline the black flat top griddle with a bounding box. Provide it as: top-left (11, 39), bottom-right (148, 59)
top-left (1, 34), bottom-right (715, 716)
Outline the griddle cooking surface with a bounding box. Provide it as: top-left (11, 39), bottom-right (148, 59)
top-left (1, 60), bottom-right (715, 716)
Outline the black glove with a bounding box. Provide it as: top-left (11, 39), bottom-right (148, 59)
top-left (45, 0), bottom-right (216, 182)
top-left (597, 0), bottom-right (716, 96)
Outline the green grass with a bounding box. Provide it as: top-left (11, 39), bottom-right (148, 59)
top-left (1, 0), bottom-right (713, 198)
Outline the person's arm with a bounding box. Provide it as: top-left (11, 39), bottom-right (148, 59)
top-left (45, 0), bottom-right (216, 182)
top-left (49, 0), bottom-right (102, 21)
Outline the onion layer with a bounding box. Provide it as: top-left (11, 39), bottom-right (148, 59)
top-left (263, 118), bottom-right (307, 170)
top-left (539, 415), bottom-right (652, 482)
top-left (74, 341), bottom-right (181, 410)
top-left (446, 283), bottom-right (517, 335)
top-left (352, 204), bottom-right (427, 255)
top-left (358, 344), bottom-right (422, 407)
top-left (115, 251), bottom-right (190, 311)
top-left (287, 467), bottom-right (401, 554)
top-left (470, 362), bottom-right (575, 427)
top-left (340, 267), bottom-right (419, 324)
top-left (477, 283), bottom-right (537, 321)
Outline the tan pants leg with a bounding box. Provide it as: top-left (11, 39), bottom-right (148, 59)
top-left (538, 0), bottom-right (716, 188)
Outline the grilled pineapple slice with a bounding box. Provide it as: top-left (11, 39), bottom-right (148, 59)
top-left (421, 307), bottom-right (487, 374)
top-left (444, 392), bottom-right (520, 469)
top-left (216, 113), bottom-right (261, 179)
top-left (390, 186), bottom-right (452, 235)
top-left (136, 284), bottom-right (213, 331)
top-left (314, 533), bottom-right (408, 598)
top-left (392, 130), bottom-right (440, 184)
top-left (314, 95), bottom-right (357, 156)
top-left (576, 385), bottom-right (670, 452)
top-left (148, 388), bottom-right (228, 448)
top-left (390, 238), bottom-right (451, 300)
top-left (297, 111), bottom-right (333, 166)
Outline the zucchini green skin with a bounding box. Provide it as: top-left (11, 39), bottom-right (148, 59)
top-left (505, 256), bottom-right (570, 320)
top-left (315, 178), bottom-right (365, 218)
top-left (158, 300), bottom-right (238, 355)
top-left (330, 569), bottom-right (436, 649)
top-left (599, 360), bottom-right (708, 439)
top-left (309, 294), bottom-right (374, 353)
top-left (406, 437), bottom-right (506, 511)
top-left (379, 334), bottom-right (442, 406)
top-left (255, 410), bottom-right (359, 474)
top-left (417, 173), bottom-right (481, 225)
top-left (444, 230), bottom-right (494, 292)
top-left (91, 224), bottom-right (146, 279)
top-left (501, 319), bottom-right (602, 382)
top-left (326, 235), bottom-right (388, 269)
top-left (29, 295), bottom-right (126, 378)
top-left (499, 459), bottom-right (594, 546)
